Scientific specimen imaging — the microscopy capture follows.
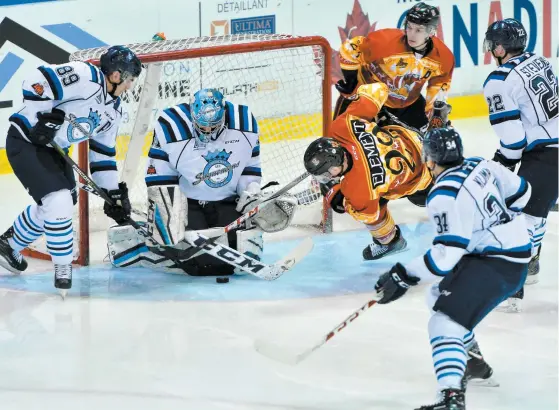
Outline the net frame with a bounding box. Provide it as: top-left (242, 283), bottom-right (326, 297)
top-left (22, 34), bottom-right (332, 266)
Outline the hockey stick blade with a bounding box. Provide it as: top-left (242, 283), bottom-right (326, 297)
top-left (254, 296), bottom-right (380, 365)
top-left (260, 237), bottom-right (314, 280)
top-left (182, 233), bottom-right (313, 281)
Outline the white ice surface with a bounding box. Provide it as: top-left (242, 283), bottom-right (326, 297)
top-left (0, 117), bottom-right (556, 410)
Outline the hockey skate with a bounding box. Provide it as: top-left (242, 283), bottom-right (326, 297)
top-left (496, 287), bottom-right (523, 313)
top-left (415, 389), bottom-right (465, 410)
top-left (462, 341), bottom-right (499, 388)
top-left (54, 264), bottom-right (72, 298)
top-left (363, 226), bottom-right (407, 260)
top-left (525, 247), bottom-right (540, 285)
top-left (0, 227), bottom-right (28, 274)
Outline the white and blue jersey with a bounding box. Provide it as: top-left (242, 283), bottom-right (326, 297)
top-left (407, 157), bottom-right (532, 282)
top-left (146, 101), bottom-right (261, 201)
top-left (483, 52), bottom-right (558, 161)
top-left (9, 61), bottom-right (122, 190)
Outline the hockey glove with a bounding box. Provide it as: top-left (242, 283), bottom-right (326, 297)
top-left (321, 182), bottom-right (345, 214)
top-left (28, 109), bottom-right (65, 146)
top-left (492, 150), bottom-right (519, 172)
top-left (335, 69), bottom-right (359, 96)
top-left (374, 263), bottom-right (419, 304)
top-left (103, 182), bottom-right (132, 224)
top-left (428, 101), bottom-right (452, 130)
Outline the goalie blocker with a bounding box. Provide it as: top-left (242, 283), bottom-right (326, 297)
top-left (106, 183), bottom-right (297, 276)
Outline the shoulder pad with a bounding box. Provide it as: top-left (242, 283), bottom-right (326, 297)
top-left (225, 102), bottom-right (258, 133)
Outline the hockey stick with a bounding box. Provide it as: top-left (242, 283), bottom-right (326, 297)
top-left (182, 232), bottom-right (314, 281)
top-left (175, 171), bottom-right (311, 261)
top-left (64, 118), bottom-right (311, 279)
top-left (254, 295), bottom-right (381, 364)
top-left (49, 139), bottom-right (181, 261)
top-left (75, 181), bottom-right (147, 218)
top-left (378, 109), bottom-right (424, 137)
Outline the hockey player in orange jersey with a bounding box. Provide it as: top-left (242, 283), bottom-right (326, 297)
top-left (304, 82), bottom-right (432, 260)
top-left (335, 2), bottom-right (455, 131)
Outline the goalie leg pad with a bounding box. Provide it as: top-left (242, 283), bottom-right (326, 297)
top-left (147, 186), bottom-right (187, 245)
top-left (107, 224), bottom-right (150, 267)
top-left (234, 228), bottom-right (264, 275)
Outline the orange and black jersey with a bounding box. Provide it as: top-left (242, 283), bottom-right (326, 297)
top-left (330, 83), bottom-right (432, 224)
top-left (338, 28), bottom-right (455, 113)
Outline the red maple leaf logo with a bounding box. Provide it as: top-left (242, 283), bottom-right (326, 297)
top-left (332, 0), bottom-right (378, 84)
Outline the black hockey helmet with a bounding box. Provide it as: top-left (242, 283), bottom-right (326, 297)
top-left (100, 45), bottom-right (142, 81)
top-left (304, 137), bottom-right (347, 177)
top-left (405, 2), bottom-right (440, 32)
top-left (422, 127), bottom-right (464, 166)
top-left (484, 18), bottom-right (527, 56)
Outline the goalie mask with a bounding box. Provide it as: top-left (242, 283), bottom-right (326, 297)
top-left (191, 88), bottom-right (226, 143)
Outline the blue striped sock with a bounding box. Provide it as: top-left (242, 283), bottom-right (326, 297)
top-left (44, 218), bottom-right (74, 264)
top-left (463, 331), bottom-right (475, 350)
top-left (431, 335), bottom-right (467, 389)
top-left (9, 205), bottom-right (44, 252)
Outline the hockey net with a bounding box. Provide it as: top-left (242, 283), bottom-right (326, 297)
top-left (23, 34), bottom-right (332, 265)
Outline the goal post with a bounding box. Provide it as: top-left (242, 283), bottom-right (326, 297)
top-left (24, 34), bottom-right (333, 266)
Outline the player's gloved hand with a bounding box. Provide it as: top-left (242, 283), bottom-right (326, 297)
top-left (29, 108), bottom-right (65, 146)
top-left (236, 182), bottom-right (262, 214)
top-left (335, 69), bottom-right (359, 96)
top-left (321, 181), bottom-right (345, 214)
top-left (492, 150), bottom-right (519, 172)
top-left (428, 101), bottom-right (452, 130)
top-left (374, 263), bottom-right (419, 304)
top-left (103, 182), bottom-right (132, 224)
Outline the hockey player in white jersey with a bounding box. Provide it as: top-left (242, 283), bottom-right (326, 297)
top-left (374, 128), bottom-right (531, 409)
top-left (107, 88), bottom-right (296, 275)
top-left (483, 19), bottom-right (558, 304)
top-left (0, 46), bottom-right (141, 293)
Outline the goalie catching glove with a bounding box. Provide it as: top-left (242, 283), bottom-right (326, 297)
top-left (236, 182), bottom-right (298, 233)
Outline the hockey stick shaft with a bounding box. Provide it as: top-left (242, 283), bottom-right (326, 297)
top-left (223, 171), bottom-right (310, 233)
top-left (75, 181), bottom-right (146, 218)
top-left (50, 139), bottom-right (176, 258)
top-left (256, 296), bottom-right (380, 364)
top-left (176, 172), bottom-right (310, 261)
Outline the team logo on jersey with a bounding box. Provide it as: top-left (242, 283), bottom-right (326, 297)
top-left (31, 83), bottom-right (45, 96)
top-left (147, 165), bottom-right (157, 175)
top-left (67, 109), bottom-right (101, 142)
top-left (194, 149), bottom-right (240, 188)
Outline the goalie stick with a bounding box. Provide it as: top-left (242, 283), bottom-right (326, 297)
top-left (181, 232), bottom-right (313, 280)
top-left (64, 119), bottom-right (313, 280)
top-left (254, 295), bottom-right (381, 364)
top-left (175, 171), bottom-right (311, 261)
